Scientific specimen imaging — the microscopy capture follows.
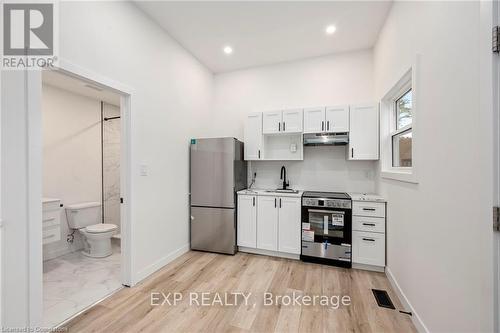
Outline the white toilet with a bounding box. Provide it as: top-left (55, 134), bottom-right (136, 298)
top-left (65, 202), bottom-right (117, 258)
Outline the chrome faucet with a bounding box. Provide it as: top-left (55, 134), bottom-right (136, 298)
top-left (280, 166), bottom-right (289, 190)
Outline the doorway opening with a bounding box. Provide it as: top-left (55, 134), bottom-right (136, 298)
top-left (41, 70), bottom-right (127, 327)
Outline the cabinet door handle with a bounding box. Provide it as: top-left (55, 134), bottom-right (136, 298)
top-left (362, 208), bottom-right (376, 211)
top-left (258, 150), bottom-right (261, 159)
top-left (362, 223), bottom-right (376, 226)
top-left (279, 198), bottom-right (282, 208)
top-left (351, 148), bottom-right (354, 158)
top-left (327, 121), bottom-right (330, 131)
top-left (279, 122), bottom-right (281, 131)
top-left (322, 121), bottom-right (324, 131)
top-left (253, 197), bottom-right (255, 206)
top-left (283, 122), bottom-right (285, 131)
top-left (362, 238), bottom-right (375, 242)
top-left (275, 198), bottom-right (277, 208)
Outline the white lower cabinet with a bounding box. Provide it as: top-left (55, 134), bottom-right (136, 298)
top-left (238, 193), bottom-right (301, 256)
top-left (257, 196), bottom-right (279, 251)
top-left (352, 231), bottom-right (385, 267)
top-left (351, 200), bottom-right (386, 270)
top-left (237, 195), bottom-right (257, 248)
top-left (277, 197), bottom-right (301, 254)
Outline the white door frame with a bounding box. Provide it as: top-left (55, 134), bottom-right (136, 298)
top-left (1, 58), bottom-right (135, 328)
top-left (491, 0), bottom-right (500, 331)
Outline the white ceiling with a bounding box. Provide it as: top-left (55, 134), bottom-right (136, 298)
top-left (135, 1), bottom-right (392, 73)
top-left (42, 70), bottom-right (121, 106)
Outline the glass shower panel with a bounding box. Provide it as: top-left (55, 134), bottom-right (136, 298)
top-left (102, 102), bottom-right (121, 235)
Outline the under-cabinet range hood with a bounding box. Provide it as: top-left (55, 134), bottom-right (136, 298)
top-left (303, 132), bottom-right (349, 146)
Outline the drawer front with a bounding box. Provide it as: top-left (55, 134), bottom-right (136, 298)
top-left (43, 225), bottom-right (61, 245)
top-left (353, 216), bottom-right (385, 233)
top-left (352, 231), bottom-right (385, 267)
top-left (43, 210), bottom-right (61, 228)
top-left (353, 201), bottom-right (385, 218)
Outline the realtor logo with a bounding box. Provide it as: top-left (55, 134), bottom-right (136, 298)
top-left (2, 2), bottom-right (57, 69)
top-left (4, 3), bottom-right (53, 55)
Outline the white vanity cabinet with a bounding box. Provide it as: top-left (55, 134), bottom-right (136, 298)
top-left (237, 191), bottom-right (301, 257)
top-left (303, 105), bottom-right (349, 134)
top-left (42, 198), bottom-right (61, 245)
top-left (347, 104), bottom-right (379, 160)
top-left (350, 195), bottom-right (386, 271)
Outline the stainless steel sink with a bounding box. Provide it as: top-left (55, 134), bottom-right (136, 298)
top-left (265, 189), bottom-right (299, 194)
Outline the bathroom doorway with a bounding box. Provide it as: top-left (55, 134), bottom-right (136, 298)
top-left (40, 70), bottom-right (128, 328)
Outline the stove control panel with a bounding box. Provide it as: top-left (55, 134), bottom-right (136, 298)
top-left (302, 198), bottom-right (351, 209)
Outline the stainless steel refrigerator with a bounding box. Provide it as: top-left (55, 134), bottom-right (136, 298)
top-left (189, 138), bottom-right (247, 254)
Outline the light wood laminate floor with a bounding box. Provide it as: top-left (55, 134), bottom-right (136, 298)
top-left (64, 251), bottom-right (416, 333)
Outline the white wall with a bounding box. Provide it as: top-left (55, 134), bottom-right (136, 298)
top-left (212, 50), bottom-right (376, 192)
top-left (58, 1), bottom-right (214, 283)
top-left (374, 1), bottom-right (493, 332)
top-left (42, 84), bottom-right (115, 260)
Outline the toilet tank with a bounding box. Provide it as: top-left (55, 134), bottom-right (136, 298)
top-left (65, 202), bottom-right (101, 229)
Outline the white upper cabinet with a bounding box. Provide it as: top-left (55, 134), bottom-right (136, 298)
top-left (262, 111), bottom-right (282, 134)
top-left (325, 105), bottom-right (349, 133)
top-left (303, 107), bottom-right (325, 133)
top-left (277, 197), bottom-right (301, 254)
top-left (244, 112), bottom-right (263, 160)
top-left (282, 109), bottom-right (303, 133)
top-left (237, 195), bottom-right (257, 248)
top-left (348, 104), bottom-right (379, 160)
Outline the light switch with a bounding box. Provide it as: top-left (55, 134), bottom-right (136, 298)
top-left (140, 164), bottom-right (148, 176)
top-left (290, 143), bottom-right (297, 153)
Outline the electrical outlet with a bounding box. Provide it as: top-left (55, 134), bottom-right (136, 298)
top-left (140, 164), bottom-right (148, 176)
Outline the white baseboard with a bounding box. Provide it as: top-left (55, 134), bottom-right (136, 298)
top-left (238, 246), bottom-right (300, 260)
top-left (133, 243), bottom-right (190, 285)
top-left (352, 262), bottom-right (385, 272)
top-left (385, 267), bottom-right (429, 333)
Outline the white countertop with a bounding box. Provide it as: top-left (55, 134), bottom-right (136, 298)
top-left (348, 192), bottom-right (386, 202)
top-left (237, 188), bottom-right (304, 198)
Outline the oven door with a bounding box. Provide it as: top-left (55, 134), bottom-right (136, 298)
top-left (304, 208), bottom-right (349, 244)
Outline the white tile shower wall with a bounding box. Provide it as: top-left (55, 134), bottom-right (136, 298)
top-left (250, 146), bottom-right (376, 192)
top-left (103, 103), bottom-right (121, 234)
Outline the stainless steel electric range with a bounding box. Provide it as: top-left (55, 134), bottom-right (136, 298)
top-left (300, 191), bottom-right (352, 268)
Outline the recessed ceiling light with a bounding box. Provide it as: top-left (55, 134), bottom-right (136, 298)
top-left (326, 25), bottom-right (337, 35)
top-left (223, 46), bottom-right (233, 55)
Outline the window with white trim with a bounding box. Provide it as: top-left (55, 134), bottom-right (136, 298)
top-left (391, 89), bottom-right (412, 167)
top-left (380, 61), bottom-right (418, 184)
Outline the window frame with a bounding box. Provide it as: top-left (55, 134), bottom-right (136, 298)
top-left (380, 58), bottom-right (419, 184)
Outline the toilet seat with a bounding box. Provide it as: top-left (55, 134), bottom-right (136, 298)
top-left (85, 223), bottom-right (117, 234)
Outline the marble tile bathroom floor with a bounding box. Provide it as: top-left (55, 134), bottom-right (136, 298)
top-left (42, 245), bottom-right (122, 328)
